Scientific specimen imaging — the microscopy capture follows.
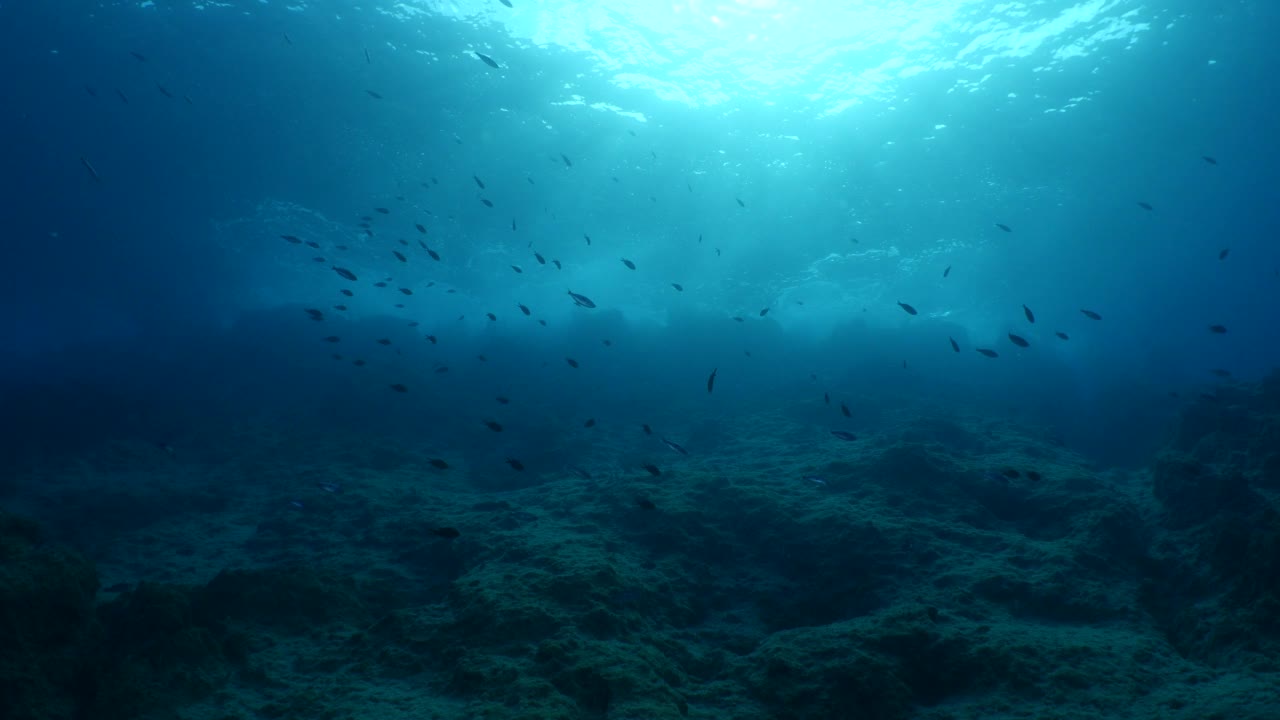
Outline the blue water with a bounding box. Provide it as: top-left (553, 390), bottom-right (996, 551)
top-left (2, 1), bottom-right (1278, 718)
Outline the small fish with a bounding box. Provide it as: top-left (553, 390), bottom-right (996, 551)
top-left (518, 304), bottom-right (531, 315)
top-left (1202, 155), bottom-right (1218, 165)
top-left (399, 288), bottom-right (413, 295)
top-left (565, 357), bottom-right (580, 368)
top-left (431, 527), bottom-right (460, 539)
top-left (129, 50), bottom-right (148, 62)
top-left (483, 420), bottom-right (504, 432)
top-left (804, 476), bottom-right (828, 486)
top-left (760, 308), bottom-right (769, 317)
top-left (322, 336), bottom-right (341, 342)
top-left (1055, 331), bottom-right (1069, 340)
top-left (318, 482), bottom-right (341, 493)
top-left (364, 48), bottom-right (372, 64)
top-left (1080, 309), bottom-right (1102, 320)
top-left (830, 430), bottom-right (857, 441)
top-left (353, 359), bottom-right (366, 366)
top-left (570, 466), bottom-right (593, 479)
top-left (840, 402), bottom-right (851, 418)
top-left (304, 308), bottom-right (324, 321)
top-left (1008, 333), bottom-right (1030, 348)
top-left (426, 335), bottom-right (438, 344)
top-left (374, 282), bottom-right (387, 288)
top-left (334, 305), bottom-right (347, 311)
top-left (602, 339), bottom-right (613, 347)
top-left (480, 198), bottom-right (493, 208)
top-left (662, 438), bottom-right (689, 456)
top-left (635, 497), bottom-right (657, 510)
top-left (735, 197), bottom-right (745, 207)
top-left (1218, 248), bottom-right (1230, 260)
top-left (495, 396), bottom-right (510, 405)
top-left (642, 464), bottom-right (662, 476)
top-left (511, 265), bottom-right (523, 274)
top-left (1210, 368), bottom-right (1232, 378)
top-left (80, 156), bottom-right (101, 183)
top-left (305, 240), bottom-right (321, 249)
top-left (486, 313), bottom-right (497, 321)
top-left (377, 338), bottom-right (392, 346)
top-left (1208, 324), bottom-right (1227, 334)
top-left (415, 223), bottom-right (427, 234)
top-left (552, 260), bottom-right (562, 269)
top-left (707, 367), bottom-right (717, 394)
top-left (389, 383), bottom-right (409, 393)
top-left (583, 234), bottom-right (592, 245)
top-left (426, 248), bottom-right (441, 261)
top-left (500, 0), bottom-right (513, 7)
top-left (333, 266), bottom-right (358, 281)
top-left (949, 337), bottom-right (960, 353)
top-left (995, 223), bottom-right (1012, 232)
top-left (976, 348), bottom-right (999, 358)
top-left (393, 251), bottom-right (407, 262)
top-left (560, 153), bottom-right (572, 167)
top-left (474, 51), bottom-right (500, 69)
top-left (621, 258), bottom-right (636, 270)
top-left (897, 301), bottom-right (918, 316)
top-left (732, 316), bottom-right (744, 322)
top-left (583, 418), bottom-right (596, 428)
top-left (365, 89), bottom-right (383, 99)
top-left (429, 459), bottom-right (450, 469)
top-left (1137, 201), bottom-right (1153, 211)
top-left (340, 289), bottom-right (354, 297)
top-left (642, 424), bottom-right (653, 436)
top-left (672, 283), bottom-right (684, 291)
top-left (1022, 304), bottom-right (1035, 323)
top-left (534, 252), bottom-right (545, 264)
top-left (824, 392), bottom-right (830, 405)
top-left (283, 32), bottom-right (292, 46)
top-left (568, 290), bottom-right (596, 308)
top-left (280, 234), bottom-right (302, 244)
top-left (1026, 471), bottom-right (1042, 482)
top-left (155, 83), bottom-right (173, 99)
top-left (473, 175), bottom-right (486, 189)
top-left (943, 265), bottom-right (951, 278)
top-left (114, 88), bottom-right (129, 103)
top-left (506, 458), bottom-right (525, 471)
top-left (1000, 468), bottom-right (1021, 479)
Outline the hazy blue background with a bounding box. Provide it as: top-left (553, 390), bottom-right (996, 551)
top-left (1, 0), bottom-right (1276, 470)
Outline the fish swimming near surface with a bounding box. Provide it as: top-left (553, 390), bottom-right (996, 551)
top-left (735, 197), bottom-right (745, 207)
top-left (621, 258), bottom-right (636, 270)
top-left (474, 51), bottom-right (500, 69)
top-left (332, 266), bottom-right (358, 281)
top-left (976, 348), bottom-right (999, 358)
top-left (897, 301), bottom-right (918, 315)
top-left (534, 252), bottom-right (546, 264)
top-left (568, 290), bottom-right (596, 308)
top-left (943, 265), bottom-right (951, 278)
top-left (760, 308), bottom-right (770, 317)
top-left (1022, 304), bottom-right (1035, 323)
top-left (393, 251), bottom-right (407, 262)
top-left (561, 153), bottom-right (572, 167)
top-left (1080, 309), bottom-right (1102, 320)
top-left (1008, 333), bottom-right (1030, 348)
top-left (1055, 331), bottom-right (1069, 340)
top-left (672, 283), bottom-right (683, 291)
top-left (518, 304), bottom-right (531, 315)
top-left (996, 223), bottom-right (1012, 232)
top-left (480, 198), bottom-right (493, 207)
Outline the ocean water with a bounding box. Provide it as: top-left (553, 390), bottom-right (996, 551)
top-left (2, 1), bottom-right (1279, 719)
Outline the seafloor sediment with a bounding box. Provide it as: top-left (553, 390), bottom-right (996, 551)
top-left (2, 372), bottom-right (1278, 720)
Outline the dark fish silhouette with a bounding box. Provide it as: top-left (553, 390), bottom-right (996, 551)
top-left (475, 51), bottom-right (500, 69)
top-left (1137, 201), bottom-right (1153, 211)
top-left (500, 0), bottom-right (513, 7)
top-left (943, 265), bottom-right (951, 278)
top-left (565, 357), bottom-right (580, 368)
top-left (1022, 304), bottom-right (1035, 323)
top-left (480, 198), bottom-right (493, 208)
top-left (1218, 248), bottom-right (1229, 260)
top-left (735, 197), bottom-right (745, 207)
top-left (976, 348), bottom-right (999, 358)
top-left (1026, 471), bottom-right (1042, 482)
top-left (1055, 331), bottom-right (1069, 340)
top-left (1008, 333), bottom-right (1030, 348)
top-left (1202, 155), bottom-right (1218, 165)
top-left (431, 527), bottom-right (460, 539)
top-left (635, 497), bottom-right (656, 511)
top-left (511, 265), bottom-right (523, 274)
top-left (483, 420), bottom-right (503, 432)
top-left (393, 251), bottom-right (407, 262)
top-left (584, 418), bottom-right (596, 428)
top-left (365, 90), bottom-right (383, 99)
top-left (642, 424), bottom-right (652, 435)
top-left (897, 301), bottom-right (918, 315)
top-left (949, 337), bottom-right (960, 353)
top-left (1080, 309), bottom-right (1102, 320)
top-left (389, 383), bottom-right (409, 393)
top-left (642, 464), bottom-right (662, 476)
top-left (621, 258), bottom-right (636, 270)
top-left (1208, 324), bottom-right (1227, 334)
top-left (429, 459), bottom-right (450, 469)
top-left (364, 48), bottom-right (372, 64)
top-left (672, 283), bottom-right (684, 291)
top-left (80, 157), bottom-right (101, 183)
top-left (584, 234), bottom-right (591, 245)
top-left (322, 336), bottom-right (341, 342)
top-left (281, 235), bottom-right (302, 244)
top-left (996, 223), bottom-right (1012, 232)
top-left (506, 458), bottom-right (525, 471)
top-left (535, 252), bottom-right (546, 264)
top-left (707, 367), bottom-right (717, 393)
top-left (518, 304), bottom-right (531, 315)
top-left (568, 290), bottom-right (596, 308)
top-left (824, 392), bottom-right (830, 405)
top-left (830, 431), bottom-right (857, 441)
top-left (760, 308), bottom-right (769, 317)
top-left (375, 207), bottom-right (390, 214)
top-left (560, 153), bottom-right (572, 167)
top-left (304, 308), bottom-right (324, 321)
top-left (129, 51), bottom-right (148, 62)
top-left (473, 175), bottom-right (485, 189)
top-left (840, 402), bottom-right (851, 418)
top-left (415, 223), bottom-right (427, 233)
top-left (486, 313), bottom-right (497, 321)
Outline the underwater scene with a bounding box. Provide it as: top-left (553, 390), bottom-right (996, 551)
top-left (2, 0), bottom-right (1279, 718)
